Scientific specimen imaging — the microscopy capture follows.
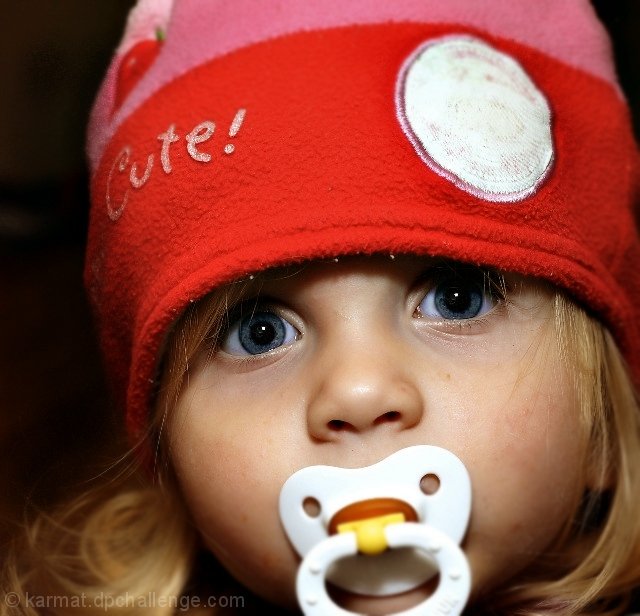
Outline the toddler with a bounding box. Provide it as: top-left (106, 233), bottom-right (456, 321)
top-left (3, 0), bottom-right (640, 614)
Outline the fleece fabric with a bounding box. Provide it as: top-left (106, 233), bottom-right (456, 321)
top-left (86, 0), bottom-right (640, 443)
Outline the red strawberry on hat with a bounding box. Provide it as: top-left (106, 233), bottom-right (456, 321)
top-left (113, 27), bottom-right (165, 114)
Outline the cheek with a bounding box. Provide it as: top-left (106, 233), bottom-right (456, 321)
top-left (450, 357), bottom-right (586, 591)
top-left (466, 442), bottom-right (583, 596)
top-left (169, 407), bottom-right (300, 607)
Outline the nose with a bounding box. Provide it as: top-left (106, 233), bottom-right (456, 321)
top-left (306, 342), bottom-right (424, 441)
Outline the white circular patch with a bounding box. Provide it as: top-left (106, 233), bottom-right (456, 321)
top-left (396, 35), bottom-right (554, 202)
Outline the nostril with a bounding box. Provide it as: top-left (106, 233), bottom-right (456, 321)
top-left (373, 410), bottom-right (401, 425)
top-left (328, 419), bottom-right (352, 431)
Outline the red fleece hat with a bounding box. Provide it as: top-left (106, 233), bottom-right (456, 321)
top-left (86, 0), bottom-right (640, 443)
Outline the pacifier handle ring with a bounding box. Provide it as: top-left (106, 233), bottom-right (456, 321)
top-left (296, 522), bottom-right (471, 616)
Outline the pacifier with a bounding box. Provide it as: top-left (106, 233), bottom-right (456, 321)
top-left (279, 445), bottom-right (472, 615)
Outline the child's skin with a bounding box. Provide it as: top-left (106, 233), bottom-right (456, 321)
top-left (168, 254), bottom-right (589, 614)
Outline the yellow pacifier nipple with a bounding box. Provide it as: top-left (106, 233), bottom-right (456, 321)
top-left (329, 498), bottom-right (418, 556)
top-left (337, 512), bottom-right (406, 555)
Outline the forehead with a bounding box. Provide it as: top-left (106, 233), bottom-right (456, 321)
top-left (227, 254), bottom-right (552, 307)
top-left (229, 255), bottom-right (437, 304)
top-left (268, 254), bottom-right (435, 280)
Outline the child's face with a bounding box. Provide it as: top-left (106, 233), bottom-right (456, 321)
top-left (168, 255), bottom-right (585, 613)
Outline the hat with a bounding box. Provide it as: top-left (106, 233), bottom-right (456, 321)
top-left (86, 0), bottom-right (640, 443)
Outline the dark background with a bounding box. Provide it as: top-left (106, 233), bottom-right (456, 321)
top-left (0, 2), bottom-right (638, 543)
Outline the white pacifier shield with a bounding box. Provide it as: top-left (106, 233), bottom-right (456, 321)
top-left (297, 524), bottom-right (470, 616)
top-left (396, 35), bottom-right (554, 202)
top-left (279, 445), bottom-right (471, 596)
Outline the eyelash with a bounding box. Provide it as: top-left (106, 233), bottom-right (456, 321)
top-left (220, 301), bottom-right (299, 357)
top-left (218, 266), bottom-right (509, 357)
top-left (412, 267), bottom-right (508, 328)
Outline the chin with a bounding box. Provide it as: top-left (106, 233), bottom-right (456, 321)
top-left (327, 578), bottom-right (438, 616)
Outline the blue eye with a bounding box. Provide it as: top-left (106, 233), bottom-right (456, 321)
top-left (418, 272), bottom-right (497, 320)
top-left (223, 311), bottom-right (298, 356)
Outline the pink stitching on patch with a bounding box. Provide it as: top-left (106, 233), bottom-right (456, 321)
top-left (395, 36), bottom-right (555, 203)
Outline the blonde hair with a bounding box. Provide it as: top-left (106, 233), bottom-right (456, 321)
top-left (483, 294), bottom-right (640, 615)
top-left (1, 480), bottom-right (196, 615)
top-left (3, 279), bottom-right (640, 616)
